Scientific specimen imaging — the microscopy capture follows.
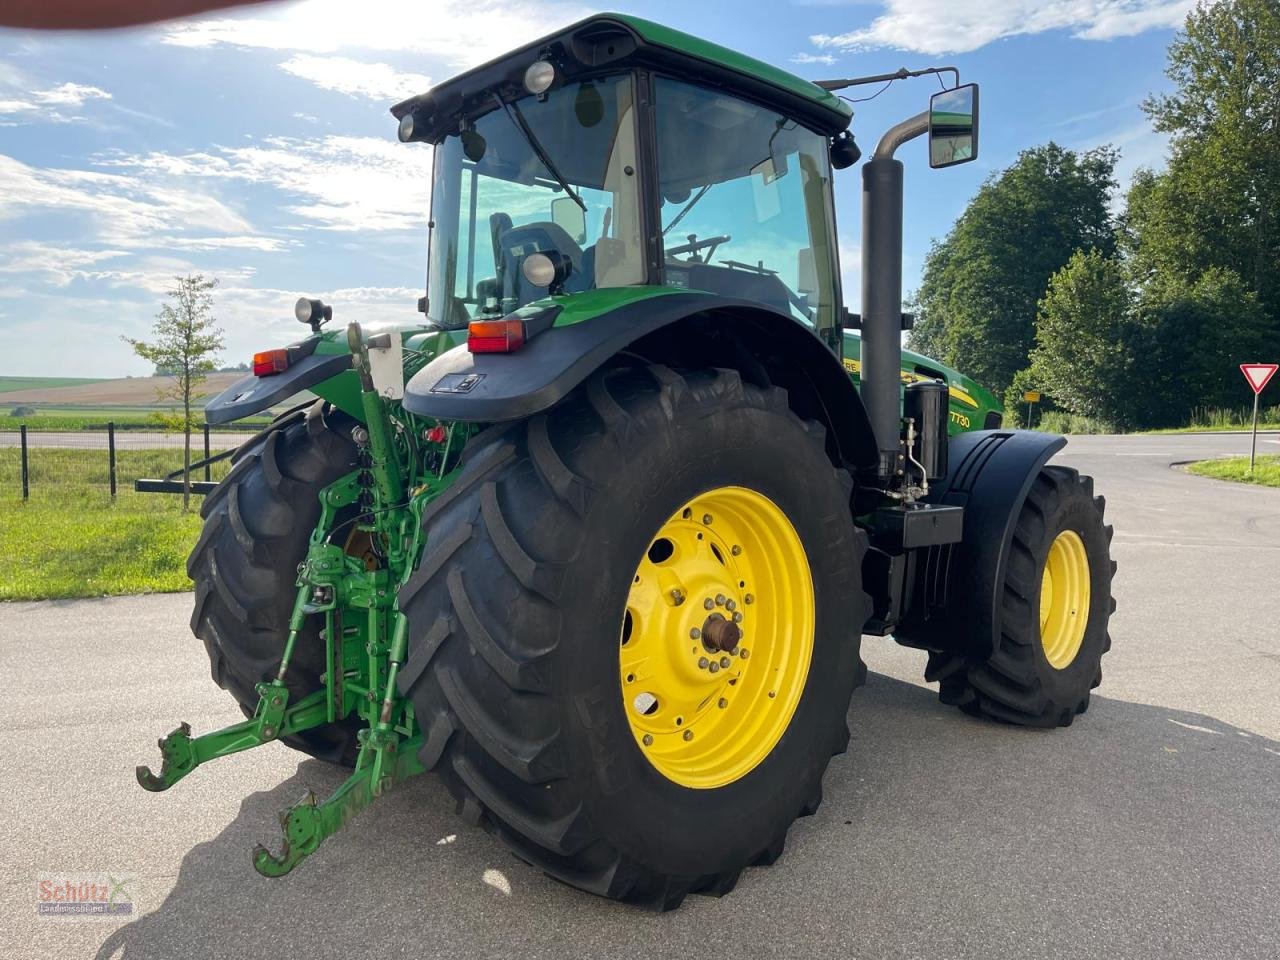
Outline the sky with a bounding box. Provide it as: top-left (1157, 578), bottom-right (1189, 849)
top-left (0, 0), bottom-right (1194, 377)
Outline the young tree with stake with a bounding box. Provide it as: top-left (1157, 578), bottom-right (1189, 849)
top-left (123, 274), bottom-right (225, 511)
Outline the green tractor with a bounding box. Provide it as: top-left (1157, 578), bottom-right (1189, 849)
top-left (139, 14), bottom-right (1113, 909)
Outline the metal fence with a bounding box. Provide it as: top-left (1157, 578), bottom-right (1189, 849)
top-left (0, 423), bottom-right (257, 499)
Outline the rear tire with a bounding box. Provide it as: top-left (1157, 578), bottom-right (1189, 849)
top-left (398, 365), bottom-right (868, 909)
top-left (925, 465), bottom-right (1116, 726)
top-left (187, 401), bottom-right (362, 764)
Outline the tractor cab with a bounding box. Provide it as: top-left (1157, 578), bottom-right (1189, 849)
top-left (394, 14), bottom-right (849, 338)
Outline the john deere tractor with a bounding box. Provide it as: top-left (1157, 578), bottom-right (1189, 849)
top-left (139, 14), bottom-right (1114, 909)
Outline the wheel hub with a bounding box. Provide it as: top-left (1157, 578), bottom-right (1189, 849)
top-left (619, 486), bottom-right (814, 789)
top-left (1039, 528), bottom-right (1090, 670)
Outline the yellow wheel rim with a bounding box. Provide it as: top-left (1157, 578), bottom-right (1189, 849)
top-left (619, 486), bottom-right (814, 789)
top-left (1039, 529), bottom-right (1090, 670)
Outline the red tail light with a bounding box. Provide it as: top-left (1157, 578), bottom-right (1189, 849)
top-left (253, 349), bottom-right (289, 376)
top-left (467, 319), bottom-right (525, 354)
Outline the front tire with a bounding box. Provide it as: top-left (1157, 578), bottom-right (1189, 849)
top-left (398, 365), bottom-right (868, 908)
top-left (925, 465), bottom-right (1116, 726)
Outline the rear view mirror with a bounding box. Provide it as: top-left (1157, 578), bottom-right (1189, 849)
top-left (929, 84), bottom-right (979, 168)
top-left (551, 196), bottom-right (587, 245)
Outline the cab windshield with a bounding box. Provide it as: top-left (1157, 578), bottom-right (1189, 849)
top-left (654, 78), bottom-right (840, 329)
top-left (425, 74), bottom-right (644, 328)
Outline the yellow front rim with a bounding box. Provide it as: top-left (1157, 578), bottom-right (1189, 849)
top-left (619, 486), bottom-right (815, 789)
top-left (1039, 529), bottom-right (1091, 669)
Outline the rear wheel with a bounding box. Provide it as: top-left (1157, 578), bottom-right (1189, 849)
top-left (398, 365), bottom-right (868, 908)
top-left (925, 465), bottom-right (1116, 726)
top-left (188, 401), bottom-right (362, 763)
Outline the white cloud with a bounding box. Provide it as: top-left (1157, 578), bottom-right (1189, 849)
top-left (280, 55), bottom-right (430, 102)
top-left (0, 152), bottom-right (253, 245)
top-left (32, 82), bottom-right (113, 107)
top-left (161, 0), bottom-right (591, 70)
top-left (791, 52), bottom-right (838, 66)
top-left (164, 235), bottom-right (290, 252)
top-left (0, 241), bottom-right (128, 287)
top-left (0, 81), bottom-right (112, 121)
top-left (103, 135), bottom-right (434, 232)
top-left (812, 0), bottom-right (1195, 55)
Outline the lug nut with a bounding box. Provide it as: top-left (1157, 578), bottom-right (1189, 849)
top-left (697, 657), bottom-right (709, 669)
top-left (670, 589), bottom-right (685, 606)
top-left (715, 593), bottom-right (726, 606)
top-left (703, 598), bottom-right (715, 610)
top-left (718, 698), bottom-right (729, 709)
top-left (740, 648), bottom-right (750, 659)
top-left (726, 599), bottom-right (736, 612)
top-left (683, 730), bottom-right (694, 741)
top-left (690, 627), bottom-right (701, 640)
top-left (744, 594), bottom-right (755, 605)
top-left (733, 611), bottom-right (743, 623)
top-left (731, 545), bottom-right (741, 556)
top-left (720, 656), bottom-right (731, 669)
top-left (702, 514), bottom-right (713, 524)
top-left (642, 734), bottom-right (653, 746)
top-left (708, 662), bottom-right (720, 674)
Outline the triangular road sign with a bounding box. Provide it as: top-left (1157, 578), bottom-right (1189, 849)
top-left (1241, 363), bottom-right (1278, 395)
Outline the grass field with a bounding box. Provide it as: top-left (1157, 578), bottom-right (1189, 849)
top-left (0, 409), bottom-right (273, 431)
top-left (0, 448), bottom-right (232, 601)
top-left (1186, 455), bottom-right (1280, 488)
top-left (0, 371), bottom-right (243, 405)
top-left (0, 376), bottom-right (107, 394)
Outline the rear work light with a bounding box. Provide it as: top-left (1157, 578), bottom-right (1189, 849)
top-left (467, 319), bottom-right (525, 354)
top-left (253, 349), bottom-right (290, 376)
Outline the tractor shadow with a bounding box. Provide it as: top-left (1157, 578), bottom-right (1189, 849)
top-left (95, 672), bottom-right (1280, 960)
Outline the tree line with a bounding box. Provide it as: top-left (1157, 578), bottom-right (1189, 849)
top-left (908, 0), bottom-right (1280, 430)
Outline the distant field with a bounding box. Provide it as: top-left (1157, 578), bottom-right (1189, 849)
top-left (1, 371), bottom-right (243, 405)
top-left (0, 376), bottom-right (107, 394)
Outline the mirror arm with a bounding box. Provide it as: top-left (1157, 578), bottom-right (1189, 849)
top-left (814, 66), bottom-right (959, 93)
top-left (871, 111), bottom-right (929, 162)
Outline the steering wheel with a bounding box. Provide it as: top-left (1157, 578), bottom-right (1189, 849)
top-left (665, 233), bottom-right (731, 263)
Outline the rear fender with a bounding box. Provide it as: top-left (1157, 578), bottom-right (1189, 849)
top-left (402, 291), bottom-right (878, 471)
top-left (892, 429), bottom-right (1066, 657)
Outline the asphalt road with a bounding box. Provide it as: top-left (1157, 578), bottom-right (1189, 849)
top-left (2, 432), bottom-right (1278, 960)
top-left (0, 431), bottom-right (256, 450)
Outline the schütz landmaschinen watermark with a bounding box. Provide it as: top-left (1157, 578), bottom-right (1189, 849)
top-left (36, 874), bottom-right (134, 918)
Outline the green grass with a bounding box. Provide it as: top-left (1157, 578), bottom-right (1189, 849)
top-left (0, 449), bottom-right (232, 601)
top-left (0, 376), bottom-right (106, 394)
top-left (0, 409), bottom-right (273, 431)
top-left (1186, 455), bottom-right (1280, 488)
top-left (1145, 404), bottom-right (1280, 434)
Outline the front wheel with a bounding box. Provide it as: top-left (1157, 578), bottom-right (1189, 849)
top-left (926, 465), bottom-right (1116, 726)
top-left (398, 365), bottom-right (868, 909)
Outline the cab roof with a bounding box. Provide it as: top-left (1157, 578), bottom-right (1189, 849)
top-left (391, 13), bottom-right (853, 142)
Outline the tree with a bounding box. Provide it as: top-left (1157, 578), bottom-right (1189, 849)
top-left (123, 274), bottom-right (224, 511)
top-left (1131, 267), bottom-right (1270, 426)
top-left (908, 142), bottom-right (1118, 396)
top-left (1029, 250), bottom-right (1136, 427)
top-left (1126, 0), bottom-right (1280, 332)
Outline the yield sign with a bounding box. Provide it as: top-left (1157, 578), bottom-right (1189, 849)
top-left (1240, 363), bottom-right (1278, 395)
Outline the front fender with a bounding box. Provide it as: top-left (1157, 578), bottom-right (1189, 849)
top-left (893, 429), bottom-right (1066, 657)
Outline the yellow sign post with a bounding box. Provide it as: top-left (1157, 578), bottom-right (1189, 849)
top-left (1022, 391), bottom-right (1040, 429)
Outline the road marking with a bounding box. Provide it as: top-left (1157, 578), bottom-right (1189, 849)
top-left (1167, 718), bottom-right (1222, 735)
